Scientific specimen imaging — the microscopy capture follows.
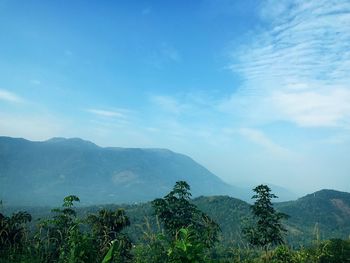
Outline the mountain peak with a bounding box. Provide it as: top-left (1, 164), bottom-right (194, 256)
top-left (45, 137), bottom-right (98, 148)
top-left (301, 189), bottom-right (350, 201)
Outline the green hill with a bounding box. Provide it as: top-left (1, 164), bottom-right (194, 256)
top-left (4, 189), bottom-right (350, 246)
top-left (122, 190), bottom-right (350, 245)
top-left (275, 189), bottom-right (350, 244)
top-left (61, 189), bottom-right (349, 246)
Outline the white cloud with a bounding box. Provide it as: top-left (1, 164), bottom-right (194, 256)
top-left (86, 108), bottom-right (126, 118)
top-left (271, 87), bottom-right (350, 127)
top-left (0, 89), bottom-right (23, 103)
top-left (226, 0), bottom-right (350, 128)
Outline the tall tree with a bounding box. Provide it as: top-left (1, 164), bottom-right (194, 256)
top-left (152, 181), bottom-right (219, 247)
top-left (243, 185), bottom-right (288, 253)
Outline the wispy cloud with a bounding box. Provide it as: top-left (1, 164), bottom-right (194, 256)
top-left (86, 108), bottom-right (126, 118)
top-left (239, 128), bottom-right (291, 156)
top-left (226, 0), bottom-right (350, 128)
top-left (271, 87), bottom-right (350, 127)
top-left (151, 95), bottom-right (184, 114)
top-left (0, 89), bottom-right (23, 103)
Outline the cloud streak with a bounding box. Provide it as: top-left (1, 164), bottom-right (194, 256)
top-left (86, 108), bottom-right (126, 118)
top-left (239, 127), bottom-right (292, 156)
top-left (226, 0), bottom-right (350, 128)
top-left (0, 89), bottom-right (23, 103)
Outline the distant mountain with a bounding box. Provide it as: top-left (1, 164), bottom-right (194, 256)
top-left (0, 136), bottom-right (247, 206)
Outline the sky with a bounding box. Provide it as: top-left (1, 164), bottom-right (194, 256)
top-left (1, 0), bottom-right (350, 195)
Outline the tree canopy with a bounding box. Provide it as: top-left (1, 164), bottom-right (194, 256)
top-left (243, 184), bottom-right (288, 251)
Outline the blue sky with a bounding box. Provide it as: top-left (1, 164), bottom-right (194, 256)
top-left (1, 0), bottom-right (350, 195)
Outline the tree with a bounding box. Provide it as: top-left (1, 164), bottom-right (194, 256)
top-left (87, 208), bottom-right (132, 262)
top-left (36, 195), bottom-right (97, 262)
top-left (152, 181), bottom-right (219, 247)
top-left (150, 181), bottom-right (219, 262)
top-left (243, 185), bottom-right (288, 254)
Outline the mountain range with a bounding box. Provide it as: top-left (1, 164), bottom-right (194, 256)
top-left (0, 136), bottom-right (249, 206)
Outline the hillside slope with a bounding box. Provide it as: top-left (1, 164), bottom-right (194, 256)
top-left (0, 136), bottom-right (245, 206)
top-left (69, 189), bottom-right (350, 245)
top-left (276, 189), bottom-right (350, 244)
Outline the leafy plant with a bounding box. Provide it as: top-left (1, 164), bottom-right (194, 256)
top-left (0, 210), bottom-right (31, 251)
top-left (88, 208), bottom-right (132, 262)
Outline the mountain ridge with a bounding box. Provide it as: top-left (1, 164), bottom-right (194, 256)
top-left (0, 136), bottom-right (247, 206)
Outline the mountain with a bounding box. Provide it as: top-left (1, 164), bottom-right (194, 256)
top-left (0, 136), bottom-right (246, 206)
top-left (192, 190), bottom-right (350, 244)
top-left (275, 189), bottom-right (350, 244)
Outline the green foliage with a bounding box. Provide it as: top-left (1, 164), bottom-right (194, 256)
top-left (314, 238), bottom-right (350, 263)
top-left (33, 195), bottom-right (98, 262)
top-left (243, 185), bottom-right (288, 251)
top-left (276, 190), bottom-right (350, 245)
top-left (167, 227), bottom-right (209, 263)
top-left (152, 181), bottom-right (220, 248)
top-left (132, 217), bottom-right (168, 263)
top-left (87, 208), bottom-right (131, 260)
top-left (0, 210), bottom-right (31, 252)
top-left (101, 238), bottom-right (132, 263)
top-left (270, 245), bottom-right (294, 263)
top-left (2, 183), bottom-right (350, 263)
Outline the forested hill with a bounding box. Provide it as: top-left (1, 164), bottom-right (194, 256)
top-left (275, 189), bottom-right (350, 244)
top-left (0, 136), bottom-right (247, 206)
top-left (81, 189), bottom-right (350, 245)
top-left (17, 189), bottom-right (343, 246)
top-left (3, 188), bottom-right (350, 246)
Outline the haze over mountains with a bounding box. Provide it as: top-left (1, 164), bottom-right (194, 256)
top-left (0, 136), bottom-right (250, 206)
top-left (1, 136), bottom-right (350, 244)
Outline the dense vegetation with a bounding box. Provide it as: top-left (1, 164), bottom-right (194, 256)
top-left (1, 182), bottom-right (350, 262)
